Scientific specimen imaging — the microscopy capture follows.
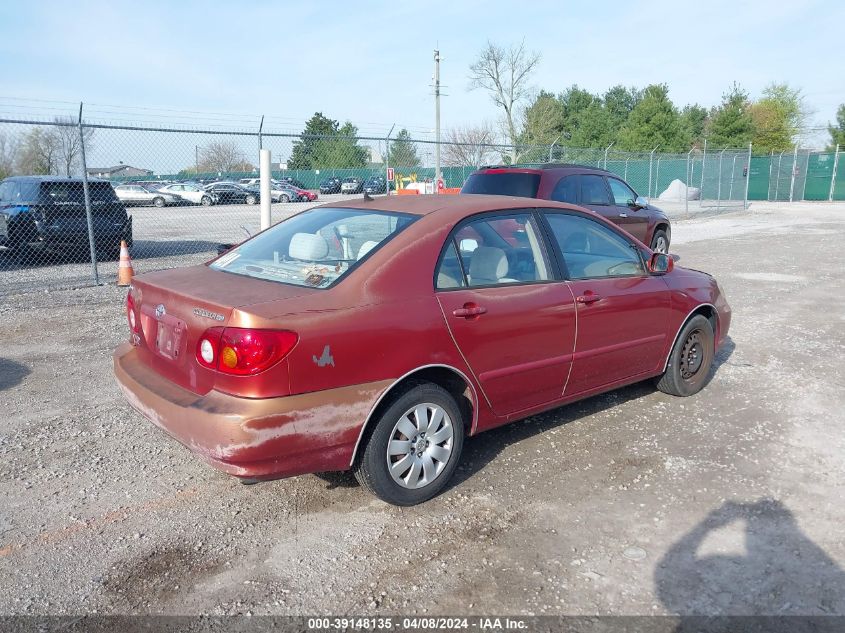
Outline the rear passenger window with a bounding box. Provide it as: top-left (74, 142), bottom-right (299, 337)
top-left (580, 175), bottom-right (611, 205)
top-left (435, 242), bottom-right (466, 289)
top-left (437, 213), bottom-right (550, 288)
top-left (551, 176), bottom-right (578, 204)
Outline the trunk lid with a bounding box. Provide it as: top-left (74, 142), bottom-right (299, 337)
top-left (130, 265), bottom-right (316, 395)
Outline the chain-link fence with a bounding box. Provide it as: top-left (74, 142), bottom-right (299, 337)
top-left (1, 112), bottom-right (842, 297)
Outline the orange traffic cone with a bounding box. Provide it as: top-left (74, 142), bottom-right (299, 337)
top-left (117, 240), bottom-right (134, 286)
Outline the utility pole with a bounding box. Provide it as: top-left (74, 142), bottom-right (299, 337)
top-left (434, 49), bottom-right (442, 192)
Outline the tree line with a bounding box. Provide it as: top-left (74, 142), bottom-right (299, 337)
top-left (0, 117), bottom-right (94, 179)
top-left (465, 40), bottom-right (844, 162)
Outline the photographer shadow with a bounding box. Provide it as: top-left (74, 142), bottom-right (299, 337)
top-left (656, 498), bottom-right (845, 631)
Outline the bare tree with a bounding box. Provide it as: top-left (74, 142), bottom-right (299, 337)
top-left (0, 131), bottom-right (18, 178)
top-left (198, 141), bottom-right (251, 173)
top-left (469, 40), bottom-right (540, 163)
top-left (16, 127), bottom-right (60, 175)
top-left (52, 116), bottom-right (95, 177)
top-left (443, 124), bottom-right (496, 167)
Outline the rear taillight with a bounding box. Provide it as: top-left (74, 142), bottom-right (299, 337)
top-left (196, 327), bottom-right (297, 375)
top-left (126, 292), bottom-right (140, 338)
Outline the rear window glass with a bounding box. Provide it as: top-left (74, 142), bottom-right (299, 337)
top-left (210, 207), bottom-right (417, 288)
top-left (39, 181), bottom-right (118, 203)
top-left (461, 172), bottom-right (540, 198)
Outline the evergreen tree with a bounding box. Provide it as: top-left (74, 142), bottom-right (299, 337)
top-left (289, 113), bottom-right (367, 169)
top-left (680, 104), bottom-right (708, 147)
top-left (388, 129), bottom-right (420, 167)
top-left (618, 84), bottom-right (687, 152)
top-left (706, 83), bottom-right (755, 148)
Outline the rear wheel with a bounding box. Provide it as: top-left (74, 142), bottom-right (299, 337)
top-left (650, 229), bottom-right (669, 254)
top-left (201, 196), bottom-right (212, 206)
top-left (153, 196), bottom-right (165, 208)
top-left (354, 382), bottom-right (464, 506)
top-left (245, 194), bottom-right (257, 205)
top-left (656, 315), bottom-right (714, 397)
top-left (280, 194), bottom-right (290, 203)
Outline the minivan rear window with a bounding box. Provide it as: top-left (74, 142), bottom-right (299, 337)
top-left (40, 181), bottom-right (118, 203)
top-left (461, 172), bottom-right (541, 198)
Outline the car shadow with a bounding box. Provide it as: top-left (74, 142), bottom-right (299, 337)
top-left (0, 240), bottom-right (221, 270)
top-left (448, 337), bottom-right (736, 491)
top-left (655, 498), bottom-right (845, 630)
top-left (127, 240), bottom-right (221, 260)
top-left (0, 358), bottom-right (30, 391)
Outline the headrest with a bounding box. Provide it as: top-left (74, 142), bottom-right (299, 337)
top-left (357, 240), bottom-right (379, 260)
top-left (289, 233), bottom-right (329, 260)
top-left (469, 246), bottom-right (508, 284)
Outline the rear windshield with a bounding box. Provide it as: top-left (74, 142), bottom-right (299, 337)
top-left (210, 207), bottom-right (417, 288)
top-left (461, 172), bottom-right (541, 198)
top-left (39, 181), bottom-right (118, 204)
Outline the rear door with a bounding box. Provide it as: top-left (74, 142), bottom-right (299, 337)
top-left (541, 210), bottom-right (671, 395)
top-left (577, 174), bottom-right (617, 224)
top-left (435, 210), bottom-right (576, 417)
top-left (606, 176), bottom-right (649, 243)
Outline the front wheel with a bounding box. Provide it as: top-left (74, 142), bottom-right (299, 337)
top-left (153, 197), bottom-right (165, 208)
top-left (280, 194), bottom-right (290, 203)
top-left (354, 382), bottom-right (464, 506)
top-left (650, 229), bottom-right (669, 254)
top-left (655, 315), bottom-right (714, 397)
top-left (201, 196), bottom-right (212, 206)
top-left (245, 195), bottom-right (257, 205)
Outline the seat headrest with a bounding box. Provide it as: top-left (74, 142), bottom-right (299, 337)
top-left (357, 240), bottom-right (379, 260)
top-left (469, 246), bottom-right (508, 285)
top-left (289, 233), bottom-right (329, 260)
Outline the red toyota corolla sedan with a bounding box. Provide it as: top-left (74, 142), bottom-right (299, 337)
top-left (114, 195), bottom-right (731, 505)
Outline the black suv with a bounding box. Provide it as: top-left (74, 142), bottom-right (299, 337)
top-left (461, 164), bottom-right (671, 253)
top-left (0, 176), bottom-right (132, 261)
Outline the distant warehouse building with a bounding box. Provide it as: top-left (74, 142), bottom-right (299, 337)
top-left (87, 162), bottom-right (153, 179)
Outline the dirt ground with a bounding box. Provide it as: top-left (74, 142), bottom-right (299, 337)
top-left (0, 201), bottom-right (843, 617)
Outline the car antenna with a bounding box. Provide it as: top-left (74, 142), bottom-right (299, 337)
top-left (363, 191), bottom-right (373, 201)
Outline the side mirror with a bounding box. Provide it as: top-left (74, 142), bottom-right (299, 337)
top-left (630, 196), bottom-right (648, 209)
top-left (648, 252), bottom-right (673, 274)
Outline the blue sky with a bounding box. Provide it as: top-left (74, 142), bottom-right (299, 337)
top-left (1, 0), bottom-right (842, 146)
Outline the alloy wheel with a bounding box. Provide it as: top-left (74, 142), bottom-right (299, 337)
top-left (386, 403), bottom-right (454, 489)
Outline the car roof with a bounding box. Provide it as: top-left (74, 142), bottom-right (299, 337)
top-left (319, 193), bottom-right (586, 220)
top-left (476, 163), bottom-right (612, 175)
top-left (4, 175), bottom-right (110, 183)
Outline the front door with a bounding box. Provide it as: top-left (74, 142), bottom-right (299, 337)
top-left (606, 176), bottom-right (649, 243)
top-left (435, 211), bottom-right (576, 417)
top-left (542, 211), bottom-right (672, 395)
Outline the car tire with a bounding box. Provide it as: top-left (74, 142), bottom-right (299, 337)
top-left (650, 229), bottom-right (669, 254)
top-left (354, 382), bottom-right (464, 506)
top-left (655, 315), bottom-right (714, 397)
top-left (153, 197), bottom-right (165, 208)
top-left (280, 194), bottom-right (290, 203)
top-left (201, 196), bottom-right (212, 206)
top-left (245, 195), bottom-right (257, 205)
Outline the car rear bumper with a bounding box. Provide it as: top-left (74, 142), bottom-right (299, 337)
top-left (113, 342), bottom-right (392, 480)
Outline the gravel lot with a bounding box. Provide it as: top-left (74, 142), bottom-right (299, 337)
top-left (0, 201), bottom-right (843, 617)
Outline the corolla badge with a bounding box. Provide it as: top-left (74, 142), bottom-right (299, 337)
top-left (192, 307), bottom-right (225, 321)
top-left (155, 304), bottom-right (166, 319)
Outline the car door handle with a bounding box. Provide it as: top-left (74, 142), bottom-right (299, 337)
top-left (619, 212), bottom-right (628, 218)
top-left (576, 294), bottom-right (602, 305)
top-left (452, 304), bottom-right (487, 318)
